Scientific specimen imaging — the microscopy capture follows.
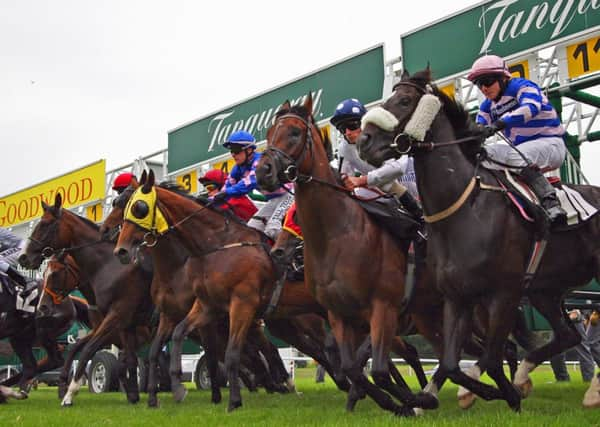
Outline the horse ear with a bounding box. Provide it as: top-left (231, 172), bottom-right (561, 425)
top-left (140, 170), bottom-right (148, 185)
top-left (303, 92), bottom-right (313, 115)
top-left (141, 170), bottom-right (153, 194)
top-left (401, 69), bottom-right (410, 81)
top-left (55, 193), bottom-right (63, 209)
top-left (281, 100), bottom-right (291, 111)
top-left (42, 200), bottom-right (50, 211)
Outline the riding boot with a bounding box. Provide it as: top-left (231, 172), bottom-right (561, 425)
top-left (399, 192), bottom-right (423, 221)
top-left (520, 166), bottom-right (567, 225)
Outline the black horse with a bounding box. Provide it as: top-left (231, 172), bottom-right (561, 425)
top-left (0, 266), bottom-right (88, 402)
top-left (358, 68), bottom-right (600, 410)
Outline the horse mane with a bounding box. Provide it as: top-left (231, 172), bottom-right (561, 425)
top-left (406, 69), bottom-right (485, 162)
top-left (71, 211), bottom-right (100, 231)
top-left (275, 103), bottom-right (334, 161)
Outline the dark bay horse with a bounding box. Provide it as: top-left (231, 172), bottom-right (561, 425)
top-left (112, 172), bottom-right (347, 411)
top-left (101, 181), bottom-right (312, 407)
top-left (18, 193), bottom-right (154, 406)
top-left (0, 260), bottom-right (88, 401)
top-left (357, 68), bottom-right (600, 410)
top-left (255, 95), bottom-right (448, 416)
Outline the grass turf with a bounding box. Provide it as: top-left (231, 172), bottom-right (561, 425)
top-left (0, 364), bottom-right (598, 426)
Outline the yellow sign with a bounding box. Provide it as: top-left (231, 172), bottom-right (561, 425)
top-left (440, 83), bottom-right (455, 99)
top-left (212, 160), bottom-right (235, 175)
top-left (176, 170), bottom-right (198, 194)
top-left (0, 160), bottom-right (106, 227)
top-left (86, 203), bottom-right (104, 223)
top-left (508, 60), bottom-right (529, 79)
top-left (567, 36), bottom-right (600, 79)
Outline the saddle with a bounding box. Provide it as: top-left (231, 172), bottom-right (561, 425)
top-left (357, 195), bottom-right (422, 243)
top-left (489, 169), bottom-right (598, 233)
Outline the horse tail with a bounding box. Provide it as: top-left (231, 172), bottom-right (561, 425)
top-left (68, 295), bottom-right (92, 329)
top-left (510, 305), bottom-right (541, 352)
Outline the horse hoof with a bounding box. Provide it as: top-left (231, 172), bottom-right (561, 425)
top-left (583, 376), bottom-right (600, 408)
top-left (127, 393), bottom-right (140, 404)
top-left (416, 391), bottom-right (439, 410)
top-left (413, 408), bottom-right (425, 417)
top-left (147, 397), bottom-right (159, 408)
top-left (458, 391), bottom-right (477, 410)
top-left (515, 379), bottom-right (533, 398)
top-left (211, 391), bottom-right (222, 404)
top-left (16, 391), bottom-right (28, 400)
top-left (61, 401), bottom-right (73, 407)
top-left (227, 401), bottom-right (242, 412)
top-left (172, 385), bottom-right (187, 403)
top-left (394, 405), bottom-right (415, 417)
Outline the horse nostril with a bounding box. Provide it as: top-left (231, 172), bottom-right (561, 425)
top-left (271, 248), bottom-right (285, 262)
top-left (18, 254), bottom-right (28, 267)
top-left (37, 304), bottom-right (49, 317)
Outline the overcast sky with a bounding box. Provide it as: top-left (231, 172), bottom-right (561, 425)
top-left (1, 0), bottom-right (599, 198)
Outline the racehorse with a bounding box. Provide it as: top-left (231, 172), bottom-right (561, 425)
top-left (18, 193), bottom-right (154, 406)
top-left (0, 259), bottom-right (88, 401)
top-left (112, 174), bottom-right (349, 411)
top-left (357, 67), bottom-right (600, 410)
top-left (255, 94), bottom-right (449, 416)
top-left (101, 181), bottom-right (310, 407)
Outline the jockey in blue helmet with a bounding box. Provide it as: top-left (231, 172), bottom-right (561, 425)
top-left (332, 98), bottom-right (423, 220)
top-left (215, 130), bottom-right (294, 240)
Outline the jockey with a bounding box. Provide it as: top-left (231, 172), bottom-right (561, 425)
top-left (214, 130), bottom-right (294, 240)
top-left (112, 172), bottom-right (138, 195)
top-left (331, 98), bottom-right (422, 218)
top-left (198, 168), bottom-right (257, 222)
top-left (468, 54), bottom-right (567, 225)
top-left (0, 228), bottom-right (27, 287)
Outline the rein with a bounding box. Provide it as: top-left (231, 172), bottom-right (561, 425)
top-left (266, 113), bottom-right (392, 202)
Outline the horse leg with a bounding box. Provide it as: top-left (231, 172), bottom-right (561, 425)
top-left (441, 299), bottom-right (504, 403)
top-left (61, 315), bottom-right (120, 406)
top-left (391, 337), bottom-right (428, 389)
top-left (169, 299), bottom-right (211, 403)
top-left (245, 323), bottom-right (290, 393)
top-left (120, 328), bottom-right (140, 404)
top-left (225, 297), bottom-right (257, 412)
top-left (481, 294), bottom-right (522, 411)
top-left (147, 316), bottom-right (174, 407)
top-left (198, 319), bottom-right (222, 405)
top-left (329, 314), bottom-right (408, 416)
top-left (516, 291), bottom-right (581, 398)
top-left (9, 337), bottom-right (35, 397)
top-left (57, 334), bottom-right (92, 399)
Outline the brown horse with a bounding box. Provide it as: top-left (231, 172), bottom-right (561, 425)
top-left (255, 94), bottom-right (449, 416)
top-left (102, 181), bottom-right (314, 407)
top-left (112, 174), bottom-right (350, 411)
top-left (357, 68), bottom-right (600, 410)
top-left (18, 193), bottom-right (154, 407)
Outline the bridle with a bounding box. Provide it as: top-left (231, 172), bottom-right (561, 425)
top-left (386, 82), bottom-right (481, 156)
top-left (264, 112), bottom-right (383, 200)
top-left (42, 258), bottom-right (79, 306)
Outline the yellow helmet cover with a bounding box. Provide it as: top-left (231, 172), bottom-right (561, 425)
top-left (124, 186), bottom-right (169, 234)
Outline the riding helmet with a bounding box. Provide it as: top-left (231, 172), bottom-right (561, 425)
top-left (198, 169), bottom-right (227, 187)
top-left (467, 55), bottom-right (512, 82)
top-left (330, 98), bottom-right (367, 129)
top-left (112, 172), bottom-right (136, 191)
top-left (223, 130), bottom-right (257, 149)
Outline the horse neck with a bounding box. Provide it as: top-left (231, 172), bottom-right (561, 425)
top-left (414, 114), bottom-right (476, 222)
top-left (295, 150), bottom-right (360, 247)
top-left (63, 214), bottom-right (114, 278)
top-left (158, 189), bottom-right (257, 255)
top-left (151, 234), bottom-right (188, 281)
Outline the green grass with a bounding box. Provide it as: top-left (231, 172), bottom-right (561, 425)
top-left (1, 365), bottom-right (599, 426)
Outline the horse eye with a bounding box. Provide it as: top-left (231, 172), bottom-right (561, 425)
top-left (131, 200), bottom-right (149, 219)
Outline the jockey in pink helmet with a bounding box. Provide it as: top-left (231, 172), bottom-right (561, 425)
top-left (468, 54), bottom-right (567, 225)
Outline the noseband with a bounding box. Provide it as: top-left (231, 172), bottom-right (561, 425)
top-left (264, 113), bottom-right (315, 184)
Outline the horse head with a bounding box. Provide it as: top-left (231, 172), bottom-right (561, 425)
top-left (36, 253), bottom-right (79, 328)
top-left (113, 169), bottom-right (166, 265)
top-left (256, 93), bottom-right (331, 192)
top-left (358, 67), bottom-right (480, 168)
top-left (19, 193), bottom-right (66, 270)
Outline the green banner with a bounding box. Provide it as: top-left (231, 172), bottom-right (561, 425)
top-left (167, 45), bottom-right (385, 172)
top-left (401, 0), bottom-right (600, 80)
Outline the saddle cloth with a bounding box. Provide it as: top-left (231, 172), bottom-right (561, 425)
top-left (503, 170), bottom-right (598, 226)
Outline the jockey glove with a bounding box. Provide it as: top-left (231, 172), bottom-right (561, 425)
top-left (212, 192), bottom-right (228, 203)
top-left (6, 266), bottom-right (27, 287)
top-left (482, 120), bottom-right (505, 138)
